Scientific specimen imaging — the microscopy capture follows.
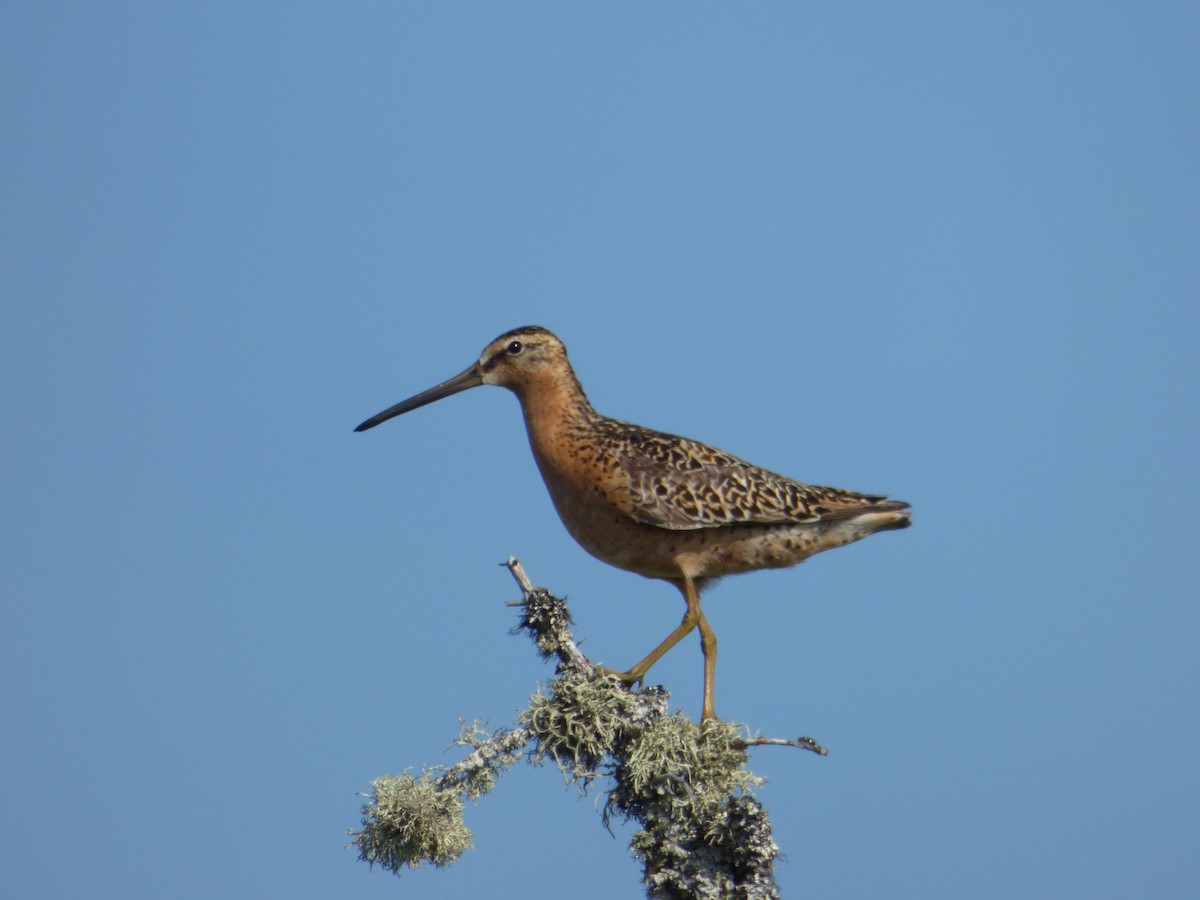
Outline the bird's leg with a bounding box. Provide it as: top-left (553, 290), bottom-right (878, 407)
top-left (686, 576), bottom-right (718, 723)
top-left (614, 583), bottom-right (700, 687)
top-left (614, 575), bottom-right (717, 722)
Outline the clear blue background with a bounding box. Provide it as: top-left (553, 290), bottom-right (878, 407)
top-left (4, 3), bottom-right (1197, 897)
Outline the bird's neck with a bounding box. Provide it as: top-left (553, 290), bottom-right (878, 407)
top-left (514, 366), bottom-right (598, 461)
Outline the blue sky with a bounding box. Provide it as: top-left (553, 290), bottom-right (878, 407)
top-left (3, 3), bottom-right (1197, 897)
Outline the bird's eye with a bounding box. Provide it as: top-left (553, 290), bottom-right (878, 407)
top-left (506, 340), bottom-right (523, 355)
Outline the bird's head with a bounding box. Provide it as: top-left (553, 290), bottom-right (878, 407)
top-left (354, 325), bottom-right (575, 432)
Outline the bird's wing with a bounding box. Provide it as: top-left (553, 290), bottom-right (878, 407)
top-left (601, 422), bottom-right (891, 531)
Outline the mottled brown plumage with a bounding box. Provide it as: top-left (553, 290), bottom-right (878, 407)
top-left (356, 325), bottom-right (910, 720)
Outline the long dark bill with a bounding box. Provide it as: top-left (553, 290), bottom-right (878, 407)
top-left (354, 363), bottom-right (483, 432)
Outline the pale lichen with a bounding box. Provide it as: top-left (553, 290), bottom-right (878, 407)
top-left (352, 773), bottom-right (472, 872)
top-left (612, 714), bottom-right (762, 824)
top-left (352, 561), bottom-right (785, 897)
top-left (521, 670), bottom-right (631, 785)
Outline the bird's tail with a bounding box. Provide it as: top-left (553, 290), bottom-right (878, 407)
top-left (825, 499), bottom-right (912, 539)
top-left (858, 500), bottom-right (912, 532)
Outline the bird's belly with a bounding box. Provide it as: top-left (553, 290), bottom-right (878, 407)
top-left (546, 487), bottom-right (833, 582)
top-left (548, 490), bottom-right (687, 579)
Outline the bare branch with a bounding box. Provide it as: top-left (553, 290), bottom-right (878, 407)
top-left (739, 735), bottom-right (829, 756)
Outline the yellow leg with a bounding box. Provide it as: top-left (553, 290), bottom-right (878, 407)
top-left (688, 577), bottom-right (718, 723)
top-left (617, 592), bottom-right (698, 683)
top-left (616, 574), bottom-right (718, 722)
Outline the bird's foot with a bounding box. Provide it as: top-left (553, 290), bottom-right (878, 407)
top-left (598, 665), bottom-right (645, 688)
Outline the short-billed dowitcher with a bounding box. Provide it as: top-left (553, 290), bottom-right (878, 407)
top-left (356, 326), bottom-right (910, 721)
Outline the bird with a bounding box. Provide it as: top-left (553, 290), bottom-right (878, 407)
top-left (355, 326), bottom-right (910, 721)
